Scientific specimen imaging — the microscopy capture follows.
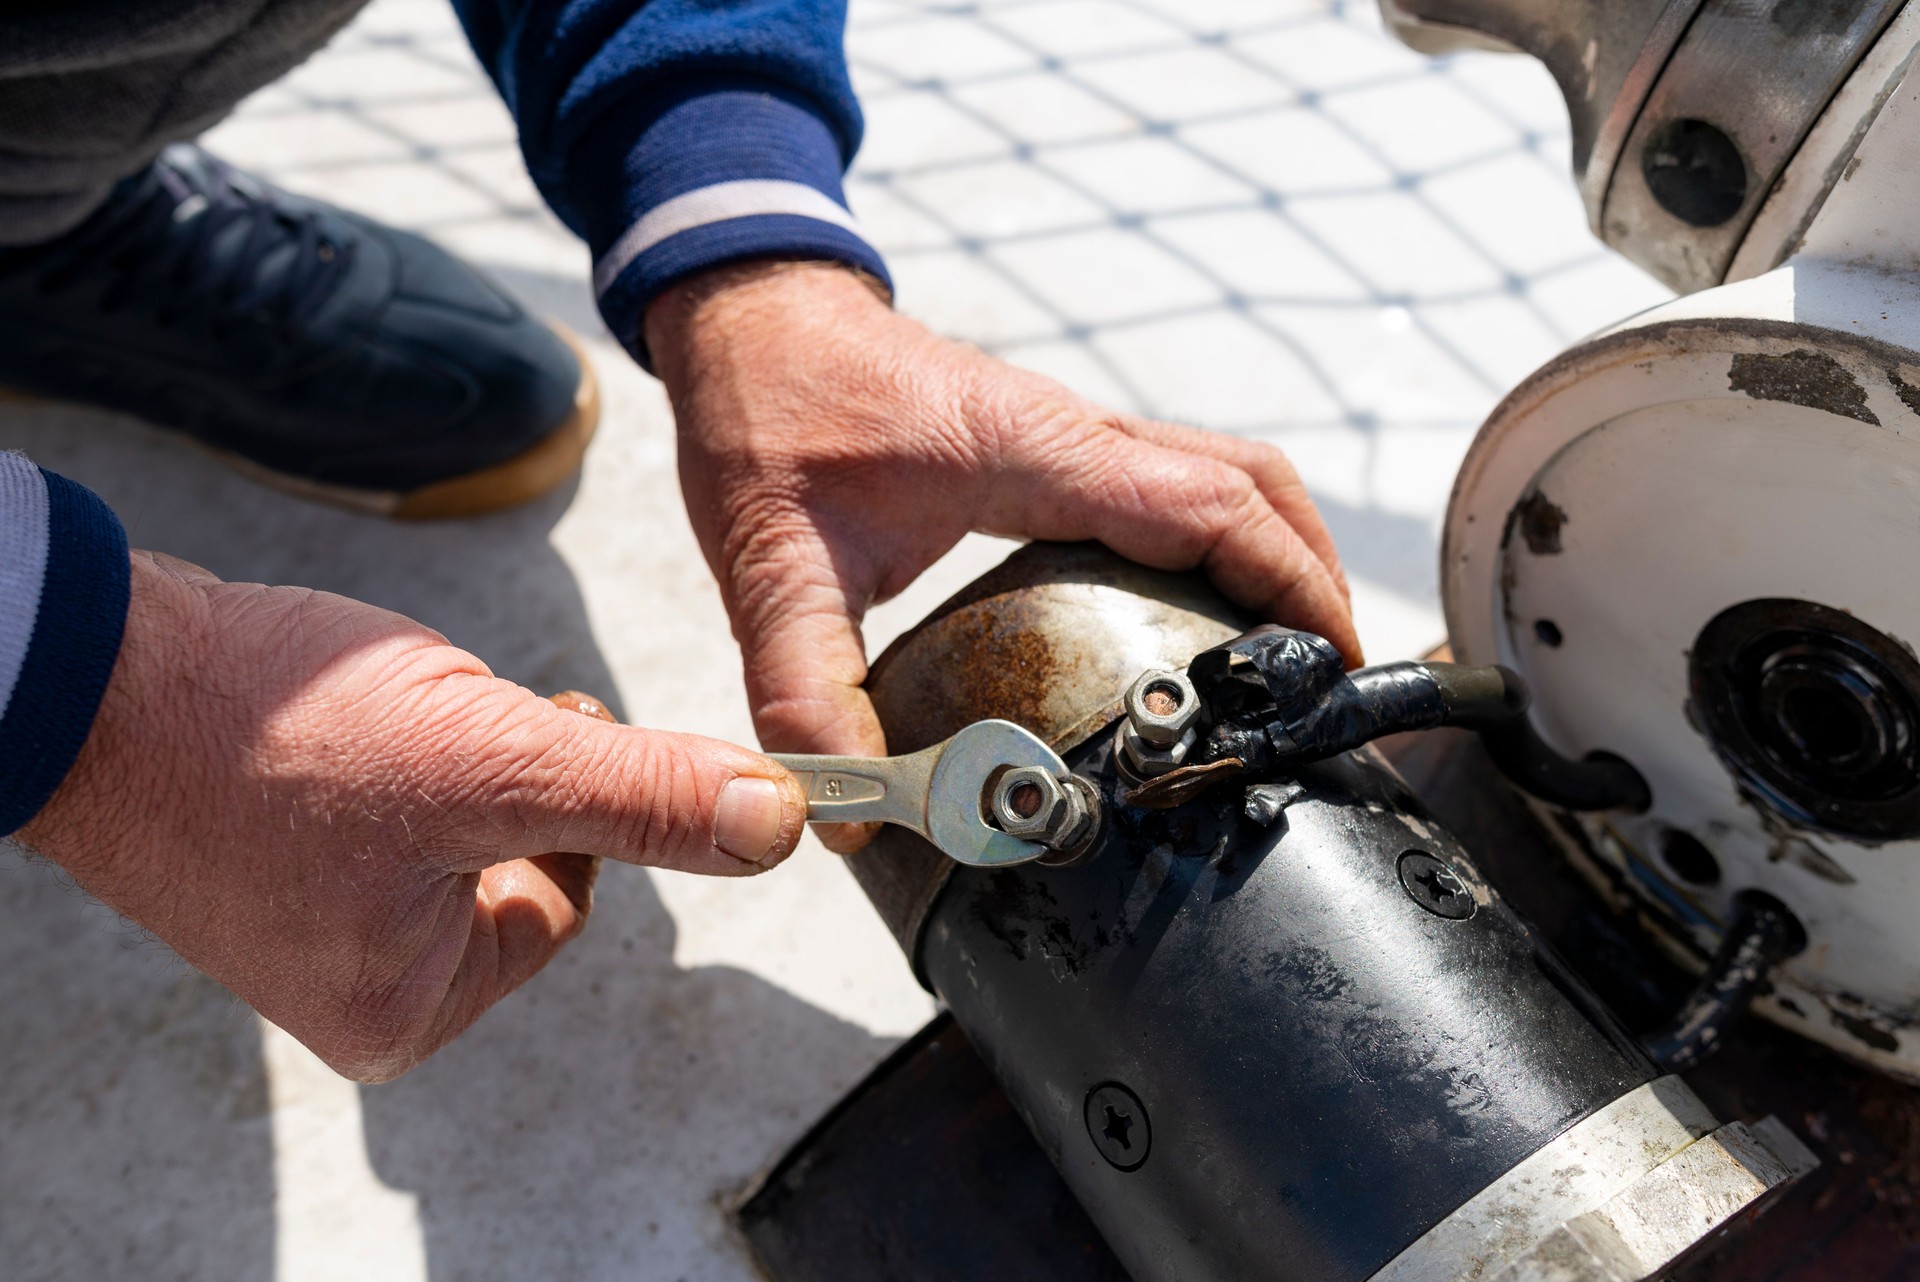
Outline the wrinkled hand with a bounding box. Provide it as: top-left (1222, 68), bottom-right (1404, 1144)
top-left (648, 261), bottom-right (1358, 813)
top-left (20, 553), bottom-right (806, 1081)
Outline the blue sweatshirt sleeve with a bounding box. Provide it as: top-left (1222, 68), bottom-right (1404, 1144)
top-left (0, 454), bottom-right (131, 836)
top-left (451, 0), bottom-right (892, 364)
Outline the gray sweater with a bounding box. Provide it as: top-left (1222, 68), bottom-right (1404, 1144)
top-left (0, 0), bottom-right (363, 244)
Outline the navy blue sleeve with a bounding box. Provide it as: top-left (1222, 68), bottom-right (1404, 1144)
top-left (0, 455), bottom-right (131, 836)
top-left (451, 0), bottom-right (892, 364)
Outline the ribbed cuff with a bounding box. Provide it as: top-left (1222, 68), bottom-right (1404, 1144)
top-left (570, 80), bottom-right (892, 366)
top-left (0, 461), bottom-right (130, 836)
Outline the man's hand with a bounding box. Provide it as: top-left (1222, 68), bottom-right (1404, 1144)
top-left (648, 261), bottom-right (1359, 802)
top-left (20, 552), bottom-right (806, 1082)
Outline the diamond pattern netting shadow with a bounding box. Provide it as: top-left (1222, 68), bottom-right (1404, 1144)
top-left (210, 0), bottom-right (1673, 634)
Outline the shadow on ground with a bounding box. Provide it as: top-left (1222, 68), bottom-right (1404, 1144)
top-left (0, 849), bottom-right (274, 1280)
top-left (360, 865), bottom-right (888, 1281)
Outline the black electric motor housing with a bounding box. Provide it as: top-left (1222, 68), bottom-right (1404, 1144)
top-left (926, 733), bottom-right (1652, 1280)
top-left (816, 543), bottom-right (1809, 1282)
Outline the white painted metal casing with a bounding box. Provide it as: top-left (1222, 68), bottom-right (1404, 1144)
top-left (1444, 38), bottom-right (1920, 1077)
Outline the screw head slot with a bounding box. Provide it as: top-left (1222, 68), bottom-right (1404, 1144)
top-left (1084, 1082), bottom-right (1151, 1171)
top-left (1398, 851), bottom-right (1474, 920)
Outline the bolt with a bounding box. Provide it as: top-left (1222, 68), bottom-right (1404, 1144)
top-left (1118, 668), bottom-right (1205, 778)
top-left (1397, 851), bottom-right (1474, 920)
top-left (1118, 721), bottom-right (1198, 777)
top-left (1084, 1083), bottom-right (1151, 1171)
top-left (990, 766), bottom-right (1094, 848)
top-left (1124, 668), bottom-right (1201, 747)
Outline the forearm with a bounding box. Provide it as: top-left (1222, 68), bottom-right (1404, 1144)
top-left (451, 0), bottom-right (891, 361)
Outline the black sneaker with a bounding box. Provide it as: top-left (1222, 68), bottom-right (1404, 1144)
top-left (0, 144), bottom-right (597, 518)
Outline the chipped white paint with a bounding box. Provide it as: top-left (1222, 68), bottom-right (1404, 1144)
top-left (1445, 49), bottom-right (1920, 1078)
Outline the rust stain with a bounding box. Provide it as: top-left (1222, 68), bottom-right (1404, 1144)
top-left (868, 591), bottom-right (1068, 754)
top-left (1889, 366), bottom-right (1920, 419)
top-left (1729, 349), bottom-right (1879, 425)
top-left (865, 543), bottom-right (1248, 755)
top-left (1509, 491), bottom-right (1568, 556)
top-left (851, 543), bottom-right (1248, 965)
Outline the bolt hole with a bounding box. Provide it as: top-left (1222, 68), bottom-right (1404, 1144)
top-left (1007, 781), bottom-right (1044, 819)
top-left (1142, 681), bottom-right (1183, 716)
top-left (1660, 827), bottom-right (1722, 886)
top-left (1643, 118), bottom-right (1747, 227)
top-left (1534, 618), bottom-right (1564, 648)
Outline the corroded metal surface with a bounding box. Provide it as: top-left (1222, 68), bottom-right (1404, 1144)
top-left (746, 728), bottom-right (1920, 1281)
top-left (848, 542), bottom-right (1249, 971)
top-left (1382, 0), bottom-right (1911, 292)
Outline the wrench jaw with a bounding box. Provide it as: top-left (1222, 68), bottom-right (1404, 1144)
top-left (926, 720), bottom-right (1068, 868)
top-left (774, 719), bottom-right (1074, 867)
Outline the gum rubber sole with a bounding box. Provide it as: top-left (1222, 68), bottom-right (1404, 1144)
top-left (391, 325), bottom-right (601, 519)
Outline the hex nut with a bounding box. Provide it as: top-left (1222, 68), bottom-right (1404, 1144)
top-left (1124, 669), bottom-right (1202, 747)
top-left (991, 766), bottom-right (1075, 843)
top-left (1036, 776), bottom-right (1103, 865)
top-left (1119, 721), bottom-right (1199, 778)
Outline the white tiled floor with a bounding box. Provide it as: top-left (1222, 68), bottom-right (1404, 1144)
top-left (0, 1), bottom-right (1669, 1278)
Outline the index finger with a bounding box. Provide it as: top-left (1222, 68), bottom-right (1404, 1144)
top-left (975, 425), bottom-right (1364, 665)
top-left (1110, 415), bottom-right (1350, 603)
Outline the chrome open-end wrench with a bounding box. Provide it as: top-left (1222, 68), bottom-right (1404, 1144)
top-left (771, 719), bottom-right (1070, 867)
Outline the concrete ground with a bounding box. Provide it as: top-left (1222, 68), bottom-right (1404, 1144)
top-left (0, 1), bottom-right (1669, 1278)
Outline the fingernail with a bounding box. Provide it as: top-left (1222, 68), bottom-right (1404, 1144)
top-left (715, 776), bottom-right (788, 864)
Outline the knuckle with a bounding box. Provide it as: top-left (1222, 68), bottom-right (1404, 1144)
top-left (721, 511), bottom-right (834, 610)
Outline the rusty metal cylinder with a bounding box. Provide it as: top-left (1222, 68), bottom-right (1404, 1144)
top-left (850, 543), bottom-right (1795, 1282)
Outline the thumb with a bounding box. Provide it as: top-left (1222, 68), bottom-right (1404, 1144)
top-left (481, 690), bottom-right (811, 877)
